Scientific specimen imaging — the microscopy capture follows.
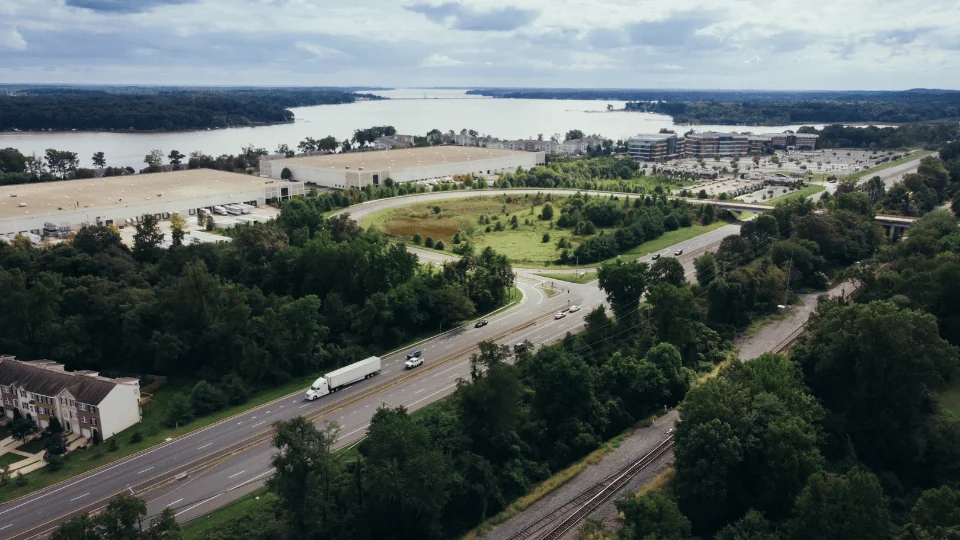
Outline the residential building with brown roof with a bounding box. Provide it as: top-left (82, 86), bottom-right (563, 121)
top-left (0, 356), bottom-right (141, 441)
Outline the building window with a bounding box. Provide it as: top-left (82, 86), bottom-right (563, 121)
top-left (78, 404), bottom-right (86, 412)
top-left (90, 406), bottom-right (97, 414)
top-left (19, 390), bottom-right (26, 398)
top-left (70, 400), bottom-right (76, 407)
top-left (81, 417), bottom-right (87, 424)
top-left (91, 418), bottom-right (97, 427)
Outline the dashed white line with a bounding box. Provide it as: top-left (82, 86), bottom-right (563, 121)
top-left (230, 470), bottom-right (272, 490)
top-left (198, 443), bottom-right (212, 450)
top-left (228, 470), bottom-right (246, 479)
top-left (70, 493), bottom-right (90, 502)
top-left (251, 421), bottom-right (265, 428)
top-left (166, 498), bottom-right (183, 508)
top-left (299, 404), bottom-right (309, 409)
top-left (176, 493), bottom-right (222, 517)
top-left (415, 389), bottom-right (426, 394)
top-left (137, 467), bottom-right (153, 475)
top-left (0, 525), bottom-right (11, 531)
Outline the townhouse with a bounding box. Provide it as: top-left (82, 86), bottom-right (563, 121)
top-left (0, 356), bottom-right (141, 441)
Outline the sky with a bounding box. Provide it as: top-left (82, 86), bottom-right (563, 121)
top-left (0, 0), bottom-right (958, 90)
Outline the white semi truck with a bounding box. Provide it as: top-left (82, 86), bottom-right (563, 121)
top-left (305, 356), bottom-right (381, 400)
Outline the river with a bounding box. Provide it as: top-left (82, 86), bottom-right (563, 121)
top-left (0, 89), bottom-right (822, 169)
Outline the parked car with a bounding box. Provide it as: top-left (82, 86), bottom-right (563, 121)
top-left (406, 350), bottom-right (422, 359)
top-left (674, 249), bottom-right (684, 256)
top-left (404, 356), bottom-right (424, 369)
top-left (555, 312), bottom-right (566, 320)
top-left (569, 305), bottom-right (581, 313)
top-left (475, 319), bottom-right (488, 328)
top-left (652, 253), bottom-right (661, 260)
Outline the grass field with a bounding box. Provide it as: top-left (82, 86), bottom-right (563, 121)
top-left (533, 272), bottom-right (597, 284)
top-left (940, 377), bottom-right (960, 421)
top-left (181, 489), bottom-right (276, 540)
top-left (769, 184), bottom-right (826, 204)
top-left (365, 195), bottom-right (729, 269)
top-left (16, 438), bottom-right (45, 454)
top-left (0, 453), bottom-right (26, 468)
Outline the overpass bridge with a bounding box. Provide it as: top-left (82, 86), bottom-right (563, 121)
top-left (683, 198), bottom-right (920, 238)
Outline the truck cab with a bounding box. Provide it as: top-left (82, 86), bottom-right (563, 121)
top-left (305, 377), bottom-right (330, 401)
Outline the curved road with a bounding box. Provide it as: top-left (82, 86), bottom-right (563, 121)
top-left (0, 190), bottom-right (741, 539)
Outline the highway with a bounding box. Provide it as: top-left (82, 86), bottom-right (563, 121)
top-left (0, 192), bottom-right (740, 539)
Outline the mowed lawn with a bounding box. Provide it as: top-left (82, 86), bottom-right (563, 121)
top-left (365, 195), bottom-right (731, 269)
top-left (365, 195), bottom-right (584, 267)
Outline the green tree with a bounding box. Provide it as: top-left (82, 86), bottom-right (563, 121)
top-left (41, 417), bottom-right (67, 456)
top-left (787, 468), bottom-right (891, 540)
top-left (617, 491), bottom-right (692, 540)
top-left (597, 260), bottom-right (648, 327)
top-left (50, 494), bottom-right (180, 540)
top-left (412, 233), bottom-right (422, 245)
top-left (167, 150), bottom-right (185, 170)
top-left (907, 485), bottom-right (960, 538)
top-left (362, 407), bottom-right (453, 539)
top-left (190, 380), bottom-right (227, 416)
top-left (649, 256), bottom-right (686, 287)
top-left (10, 409), bottom-right (37, 441)
top-left (565, 129), bottom-right (585, 140)
top-left (132, 214), bottom-right (164, 263)
top-left (714, 510), bottom-right (779, 540)
top-left (164, 392), bottom-right (195, 427)
top-left (169, 212), bottom-right (186, 247)
top-left (792, 300), bottom-right (959, 476)
top-left (91, 151), bottom-right (106, 170)
top-left (268, 417), bottom-right (344, 539)
top-left (143, 149), bottom-right (164, 169)
top-left (695, 251), bottom-right (720, 287)
top-left (540, 203), bottom-right (554, 221)
top-left (281, 167), bottom-right (293, 180)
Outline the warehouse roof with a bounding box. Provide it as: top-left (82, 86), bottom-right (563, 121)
top-left (263, 146), bottom-right (535, 170)
top-left (0, 169), bottom-right (287, 220)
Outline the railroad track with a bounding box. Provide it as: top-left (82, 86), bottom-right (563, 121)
top-left (507, 437), bottom-right (674, 540)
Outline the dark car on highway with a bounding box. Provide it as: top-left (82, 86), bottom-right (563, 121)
top-left (475, 319), bottom-right (488, 328)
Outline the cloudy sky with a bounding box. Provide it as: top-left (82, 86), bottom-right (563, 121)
top-left (0, 0), bottom-right (957, 89)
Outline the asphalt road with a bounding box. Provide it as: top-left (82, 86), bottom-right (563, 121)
top-left (0, 193), bottom-right (737, 539)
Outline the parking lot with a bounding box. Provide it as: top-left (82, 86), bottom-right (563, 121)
top-left (117, 205), bottom-right (280, 247)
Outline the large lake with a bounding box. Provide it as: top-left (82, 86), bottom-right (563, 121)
top-left (0, 89), bottom-right (822, 169)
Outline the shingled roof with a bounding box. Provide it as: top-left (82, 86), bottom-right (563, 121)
top-left (0, 358), bottom-right (120, 405)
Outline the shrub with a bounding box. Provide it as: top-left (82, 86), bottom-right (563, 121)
top-left (129, 431), bottom-right (143, 444)
top-left (280, 167), bottom-right (292, 180)
top-left (431, 205), bottom-right (441, 214)
top-left (540, 203), bottom-right (554, 220)
top-left (15, 473), bottom-right (28, 487)
top-left (190, 380), bottom-right (227, 416)
top-left (106, 438), bottom-right (118, 452)
top-left (46, 454), bottom-right (64, 472)
top-left (424, 237), bottom-right (435, 248)
top-left (542, 233), bottom-right (551, 243)
top-left (435, 240), bottom-right (445, 250)
top-left (412, 233), bottom-right (422, 245)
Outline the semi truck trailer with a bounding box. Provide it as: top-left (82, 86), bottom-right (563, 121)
top-left (305, 356), bottom-right (381, 400)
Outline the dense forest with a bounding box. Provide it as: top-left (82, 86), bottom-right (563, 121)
top-left (0, 196), bottom-right (512, 417)
top-left (0, 87), bottom-right (381, 131)
top-left (627, 100), bottom-right (960, 125)
top-left (798, 123), bottom-right (960, 149)
top-left (467, 88), bottom-right (960, 104)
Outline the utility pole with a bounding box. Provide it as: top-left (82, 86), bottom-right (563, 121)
top-left (783, 256), bottom-right (793, 306)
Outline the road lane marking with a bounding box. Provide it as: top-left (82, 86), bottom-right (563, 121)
top-left (251, 421), bottom-right (265, 428)
top-left (70, 493), bottom-right (89, 502)
top-left (137, 467), bottom-right (153, 475)
top-left (230, 470), bottom-right (272, 490)
top-left (228, 470), bottom-right (246, 479)
top-left (415, 389), bottom-right (425, 394)
top-left (176, 493), bottom-right (222, 517)
top-left (166, 498), bottom-right (183, 508)
top-left (198, 443), bottom-right (212, 450)
top-left (1, 524), bottom-right (11, 530)
top-left (250, 416), bottom-right (256, 419)
top-left (299, 404), bottom-right (308, 409)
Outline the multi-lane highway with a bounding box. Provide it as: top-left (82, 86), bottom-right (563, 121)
top-left (0, 192), bottom-right (740, 539)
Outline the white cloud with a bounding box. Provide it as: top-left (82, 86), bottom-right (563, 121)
top-left (294, 41), bottom-right (347, 59)
top-left (422, 53), bottom-right (463, 67)
top-left (0, 0), bottom-right (957, 88)
top-left (0, 25), bottom-right (26, 50)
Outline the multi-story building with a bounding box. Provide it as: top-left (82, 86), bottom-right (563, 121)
top-left (684, 132), bottom-right (750, 158)
top-left (794, 133), bottom-right (819, 150)
top-left (0, 357), bottom-right (141, 441)
top-left (560, 137), bottom-right (604, 155)
top-left (748, 136), bottom-right (771, 155)
top-left (627, 134), bottom-right (685, 162)
top-left (373, 135), bottom-right (414, 150)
